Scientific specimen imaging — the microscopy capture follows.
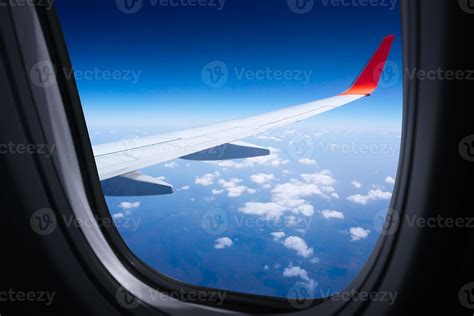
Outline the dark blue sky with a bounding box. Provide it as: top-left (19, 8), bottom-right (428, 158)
top-left (56, 0), bottom-right (402, 132)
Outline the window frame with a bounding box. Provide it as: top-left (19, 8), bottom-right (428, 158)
top-left (8, 1), bottom-right (416, 314)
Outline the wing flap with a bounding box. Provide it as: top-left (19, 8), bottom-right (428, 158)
top-left (101, 171), bottom-right (173, 196)
top-left (181, 141), bottom-right (270, 161)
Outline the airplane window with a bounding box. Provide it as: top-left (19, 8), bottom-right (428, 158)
top-left (56, 0), bottom-right (402, 302)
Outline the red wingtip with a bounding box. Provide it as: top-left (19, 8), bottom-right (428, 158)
top-left (341, 35), bottom-right (395, 96)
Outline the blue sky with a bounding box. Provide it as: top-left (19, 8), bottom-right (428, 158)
top-left (57, 0), bottom-right (402, 131)
top-left (56, 0), bottom-right (402, 300)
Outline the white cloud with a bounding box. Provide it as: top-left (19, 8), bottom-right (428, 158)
top-left (112, 213), bottom-right (124, 219)
top-left (217, 178), bottom-right (256, 198)
top-left (214, 237), bottom-right (233, 249)
top-left (385, 176), bottom-right (396, 184)
top-left (195, 171), bottom-right (220, 186)
top-left (164, 162), bottom-right (178, 168)
top-left (118, 202), bottom-right (141, 210)
top-left (349, 227), bottom-right (370, 241)
top-left (250, 173), bottom-right (275, 185)
top-left (283, 264), bottom-right (317, 292)
top-left (347, 188), bottom-right (392, 205)
top-left (321, 210), bottom-right (344, 219)
top-left (282, 236), bottom-right (314, 258)
top-left (271, 231), bottom-right (286, 241)
top-left (239, 170), bottom-right (338, 221)
top-left (352, 180), bottom-right (362, 188)
top-left (272, 182), bottom-right (321, 201)
top-left (273, 171), bottom-right (335, 208)
top-left (283, 265), bottom-right (311, 282)
top-left (331, 192), bottom-right (340, 199)
top-left (240, 202), bottom-right (286, 221)
top-left (299, 158), bottom-right (317, 165)
top-left (115, 201), bottom-right (140, 219)
top-left (180, 186), bottom-right (190, 191)
top-left (240, 200), bottom-right (311, 221)
top-left (246, 148), bottom-right (289, 167)
top-left (300, 170), bottom-right (336, 187)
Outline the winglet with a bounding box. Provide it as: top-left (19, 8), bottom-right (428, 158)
top-left (341, 35), bottom-right (395, 96)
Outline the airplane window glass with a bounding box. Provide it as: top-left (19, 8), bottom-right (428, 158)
top-left (56, 0), bottom-right (402, 300)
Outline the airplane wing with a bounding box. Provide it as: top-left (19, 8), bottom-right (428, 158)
top-left (94, 35), bottom-right (395, 196)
